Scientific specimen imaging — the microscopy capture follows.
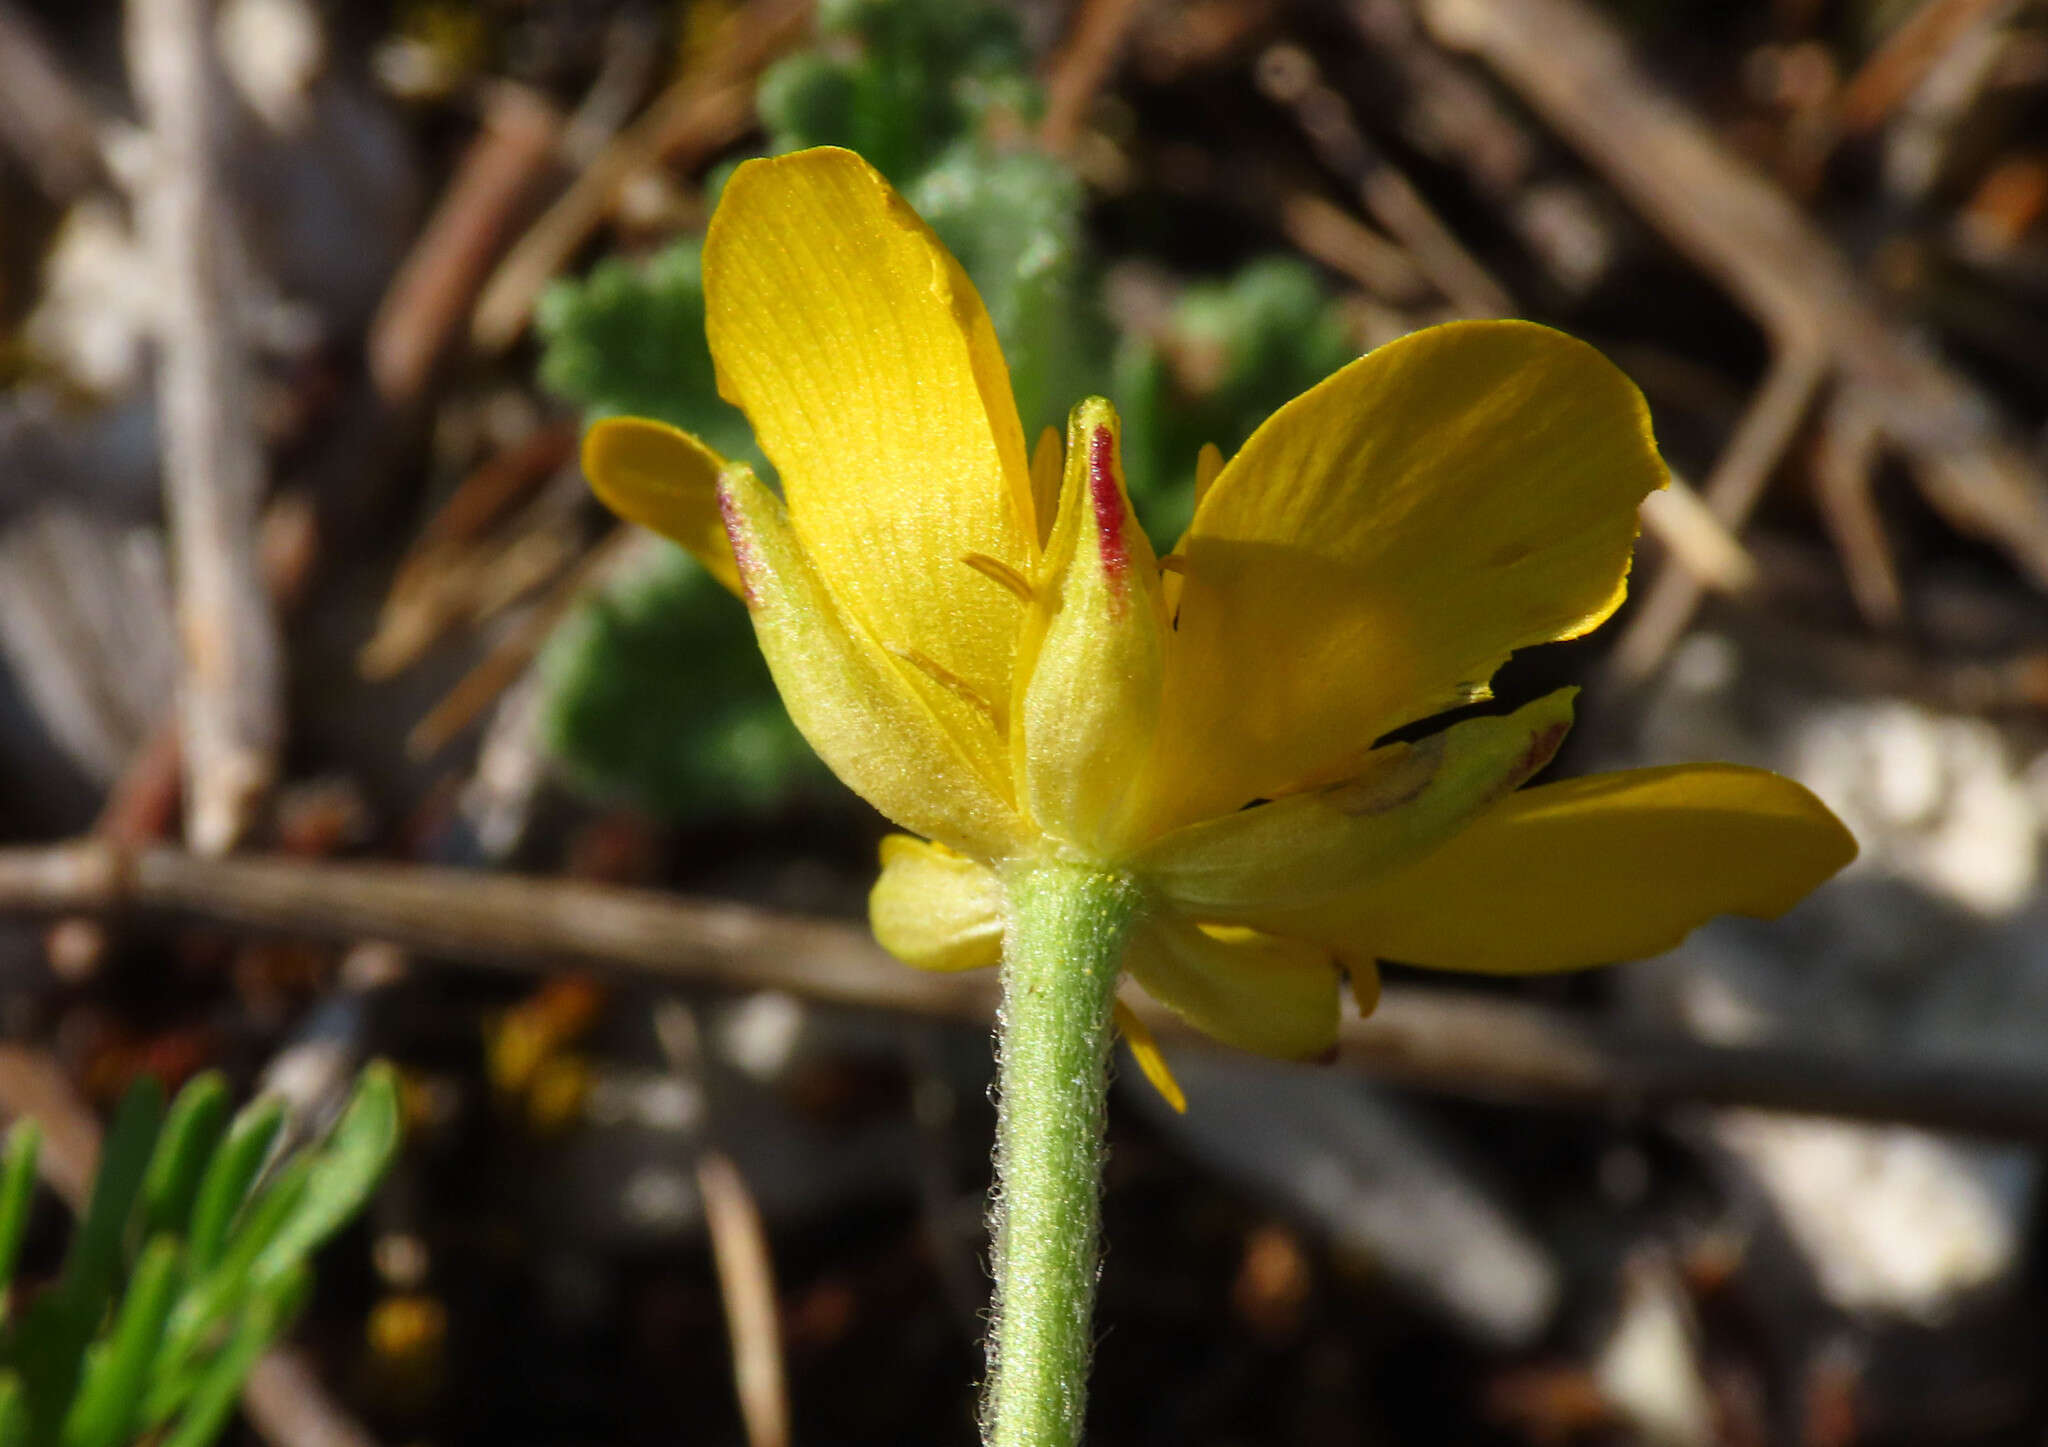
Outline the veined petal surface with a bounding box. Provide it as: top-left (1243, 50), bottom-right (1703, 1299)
top-left (717, 465), bottom-right (1027, 859)
top-left (1013, 402), bottom-right (1165, 856)
top-left (1123, 912), bottom-right (1339, 1061)
top-left (581, 417), bottom-right (743, 594)
top-left (1138, 320), bottom-right (1665, 832)
top-left (1275, 763), bottom-right (1858, 974)
top-left (1134, 688), bottom-right (1576, 917)
top-left (704, 148), bottom-right (1035, 791)
top-left (869, 835), bottom-right (1004, 972)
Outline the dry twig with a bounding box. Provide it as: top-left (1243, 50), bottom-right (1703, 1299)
top-left (368, 83), bottom-right (564, 410)
top-left (1258, 40), bottom-right (1512, 318)
top-left (468, 0), bottom-right (812, 354)
top-left (697, 1152), bottom-right (791, 1447)
top-left (126, 0), bottom-right (284, 856)
top-left (1837, 0), bottom-right (2016, 135)
top-left (1421, 0), bottom-right (2048, 673)
top-left (7, 841), bottom-right (2048, 1140)
top-left (0, 1), bottom-right (106, 200)
top-left (1039, 0), bottom-right (1152, 154)
top-left (404, 526), bottom-right (644, 760)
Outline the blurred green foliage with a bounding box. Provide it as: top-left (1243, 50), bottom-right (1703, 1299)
top-left (0, 1066), bottom-right (399, 1447)
top-left (1115, 258), bottom-right (1360, 545)
top-left (535, 0), bottom-right (1362, 824)
top-left (538, 541), bottom-right (827, 816)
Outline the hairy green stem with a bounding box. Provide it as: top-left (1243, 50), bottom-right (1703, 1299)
top-left (984, 862), bottom-right (1141, 1447)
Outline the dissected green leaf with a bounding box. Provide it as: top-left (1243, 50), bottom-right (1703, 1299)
top-left (909, 142), bottom-right (1105, 441)
top-left (1116, 256), bottom-right (1358, 545)
top-left (535, 245), bottom-right (759, 466)
top-left (757, 0), bottom-right (1034, 180)
top-left (538, 542), bottom-right (829, 818)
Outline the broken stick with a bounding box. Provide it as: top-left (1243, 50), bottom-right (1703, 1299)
top-left (1421, 0), bottom-right (2048, 655)
top-left (126, 0), bottom-right (284, 855)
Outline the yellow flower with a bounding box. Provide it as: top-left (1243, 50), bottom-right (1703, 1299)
top-left (582, 147), bottom-right (1855, 1099)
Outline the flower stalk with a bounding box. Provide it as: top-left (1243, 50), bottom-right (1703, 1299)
top-left (985, 863), bottom-right (1143, 1447)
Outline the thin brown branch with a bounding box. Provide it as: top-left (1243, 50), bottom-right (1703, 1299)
top-left (126, 0), bottom-right (284, 856)
top-left (1837, 0), bottom-right (2015, 135)
top-left (404, 526), bottom-right (643, 760)
top-left (6, 841), bottom-right (2048, 1140)
top-left (1637, 475), bottom-right (1760, 599)
top-left (1813, 391), bottom-right (1904, 628)
top-left (0, 2), bottom-right (107, 200)
top-left (1607, 342), bottom-right (1827, 686)
top-left (1039, 0), bottom-right (1151, 154)
top-left (1257, 40), bottom-right (1512, 318)
top-left (697, 1152), bottom-right (791, 1447)
top-left (367, 83), bottom-right (564, 410)
top-left (468, 0), bottom-right (812, 355)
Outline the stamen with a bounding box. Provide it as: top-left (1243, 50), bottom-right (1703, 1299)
top-left (961, 552), bottom-right (1035, 603)
top-left (1156, 554), bottom-right (1188, 575)
top-left (1113, 1000), bottom-right (1186, 1113)
top-left (889, 645), bottom-right (1004, 732)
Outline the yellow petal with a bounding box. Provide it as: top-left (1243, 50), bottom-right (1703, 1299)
top-left (1123, 912), bottom-right (1339, 1061)
top-left (1112, 998), bottom-right (1186, 1113)
top-left (717, 464), bottom-right (1028, 859)
top-left (869, 835), bottom-right (1005, 971)
top-left (1279, 764), bottom-right (1857, 974)
top-left (704, 147), bottom-right (1035, 790)
top-left (1133, 688), bottom-right (1576, 917)
top-left (581, 417), bottom-right (742, 595)
top-left (1137, 320), bottom-right (1666, 833)
top-left (1012, 400), bottom-right (1166, 855)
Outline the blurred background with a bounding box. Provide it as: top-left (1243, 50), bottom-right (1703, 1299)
top-left (5, 0), bottom-right (2048, 1441)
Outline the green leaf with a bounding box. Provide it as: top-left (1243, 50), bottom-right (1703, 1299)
top-left (57, 1078), bottom-right (162, 1319)
top-left (0, 1124), bottom-right (42, 1316)
top-left (757, 0), bottom-right (1034, 180)
top-left (1116, 257), bottom-right (1358, 545)
top-left (248, 1064), bottom-right (401, 1285)
top-left (908, 142), bottom-right (1106, 442)
top-left (0, 1371), bottom-right (27, 1447)
top-left (139, 1161), bottom-right (309, 1430)
top-left (538, 544), bottom-right (830, 821)
top-left (60, 1236), bottom-right (180, 1447)
top-left (184, 1099), bottom-right (282, 1279)
top-left (18, 1080), bottom-right (161, 1445)
top-left (535, 244), bottom-right (759, 465)
top-left (158, 1267), bottom-right (306, 1447)
top-left (138, 1075), bottom-right (228, 1245)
